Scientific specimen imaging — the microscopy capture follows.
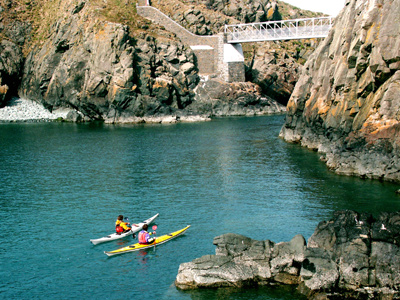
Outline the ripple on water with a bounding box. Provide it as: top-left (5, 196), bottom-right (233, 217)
top-left (1, 116), bottom-right (399, 299)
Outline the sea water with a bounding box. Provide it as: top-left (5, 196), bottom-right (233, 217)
top-left (1, 115), bottom-right (399, 299)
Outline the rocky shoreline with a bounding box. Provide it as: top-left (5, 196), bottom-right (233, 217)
top-left (279, 0), bottom-right (400, 183)
top-left (175, 210), bottom-right (400, 299)
top-left (0, 98), bottom-right (70, 123)
top-left (0, 98), bottom-right (214, 124)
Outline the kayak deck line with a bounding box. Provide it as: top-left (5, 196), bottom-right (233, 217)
top-left (104, 225), bottom-right (190, 256)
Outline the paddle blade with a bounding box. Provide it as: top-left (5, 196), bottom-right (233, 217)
top-left (152, 225), bottom-right (157, 231)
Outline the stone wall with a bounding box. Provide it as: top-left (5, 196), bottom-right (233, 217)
top-left (190, 46), bottom-right (215, 74)
top-left (227, 62), bottom-right (245, 83)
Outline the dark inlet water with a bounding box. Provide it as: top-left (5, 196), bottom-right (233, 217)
top-left (1, 115), bottom-right (399, 299)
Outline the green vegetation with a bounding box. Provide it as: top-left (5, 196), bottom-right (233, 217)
top-left (92, 0), bottom-right (138, 28)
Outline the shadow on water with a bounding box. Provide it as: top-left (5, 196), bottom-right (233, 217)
top-left (174, 285), bottom-right (307, 300)
top-left (282, 139), bottom-right (400, 216)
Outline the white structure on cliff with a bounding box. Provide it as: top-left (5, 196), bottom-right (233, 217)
top-left (225, 17), bottom-right (333, 43)
top-left (136, 2), bottom-right (332, 83)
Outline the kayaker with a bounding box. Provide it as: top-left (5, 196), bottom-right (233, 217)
top-left (138, 224), bottom-right (156, 244)
top-left (115, 215), bottom-right (131, 234)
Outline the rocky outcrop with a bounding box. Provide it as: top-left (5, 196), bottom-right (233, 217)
top-left (173, 8), bottom-right (214, 36)
top-left (175, 210), bottom-right (400, 299)
top-left (279, 0), bottom-right (400, 182)
top-left (0, 0), bottom-right (286, 123)
top-left (200, 0), bottom-right (281, 24)
top-left (193, 79), bottom-right (286, 116)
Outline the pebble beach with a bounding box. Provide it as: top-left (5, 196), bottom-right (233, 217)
top-left (0, 98), bottom-right (70, 122)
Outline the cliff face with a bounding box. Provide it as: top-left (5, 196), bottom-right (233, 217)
top-left (280, 0), bottom-right (400, 182)
top-left (0, 0), bottom-right (294, 121)
top-left (246, 39), bottom-right (319, 105)
top-left (17, 0), bottom-right (204, 122)
top-left (152, 0), bottom-right (323, 105)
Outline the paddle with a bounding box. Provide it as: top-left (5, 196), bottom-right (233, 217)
top-left (125, 217), bottom-right (139, 227)
top-left (123, 217), bottom-right (136, 238)
top-left (152, 225), bottom-right (157, 249)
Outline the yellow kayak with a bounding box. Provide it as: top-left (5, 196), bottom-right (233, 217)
top-left (104, 225), bottom-right (190, 256)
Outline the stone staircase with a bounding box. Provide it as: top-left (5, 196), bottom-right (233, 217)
top-left (136, 3), bottom-right (245, 82)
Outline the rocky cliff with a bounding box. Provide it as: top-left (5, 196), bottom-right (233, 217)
top-left (279, 0), bottom-right (400, 182)
top-left (1, 0), bottom-right (306, 122)
top-left (151, 0), bottom-right (324, 105)
top-left (176, 210), bottom-right (400, 299)
top-left (16, 0), bottom-right (205, 122)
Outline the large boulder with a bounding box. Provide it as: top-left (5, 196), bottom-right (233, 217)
top-left (280, 0), bottom-right (400, 182)
top-left (176, 233), bottom-right (304, 289)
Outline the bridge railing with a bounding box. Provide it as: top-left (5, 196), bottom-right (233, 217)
top-left (224, 17), bottom-right (333, 43)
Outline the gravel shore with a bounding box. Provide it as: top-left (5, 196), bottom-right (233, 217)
top-left (0, 98), bottom-right (211, 124)
top-left (0, 98), bottom-right (70, 122)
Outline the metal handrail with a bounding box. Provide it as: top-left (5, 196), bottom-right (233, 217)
top-left (224, 17), bottom-right (333, 43)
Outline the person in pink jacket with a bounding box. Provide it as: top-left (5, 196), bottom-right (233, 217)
top-left (138, 224), bottom-right (155, 244)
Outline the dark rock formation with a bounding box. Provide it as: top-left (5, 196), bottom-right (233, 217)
top-left (193, 79), bottom-right (286, 116)
top-left (201, 0), bottom-right (282, 24)
top-left (152, 0), bottom-right (324, 106)
top-left (247, 39), bottom-right (319, 106)
top-left (18, 1), bottom-right (201, 122)
top-left (279, 0), bottom-right (400, 182)
top-left (173, 8), bottom-right (213, 36)
top-left (0, 40), bottom-right (24, 107)
top-left (175, 210), bottom-right (400, 299)
top-left (153, 0), bottom-right (282, 36)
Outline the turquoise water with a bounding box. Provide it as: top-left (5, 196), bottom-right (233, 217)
top-left (1, 115), bottom-right (399, 299)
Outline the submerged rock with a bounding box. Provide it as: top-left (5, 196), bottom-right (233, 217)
top-left (175, 210), bottom-right (400, 299)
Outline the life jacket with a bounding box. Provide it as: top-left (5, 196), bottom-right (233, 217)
top-left (138, 230), bottom-right (148, 244)
top-left (116, 220), bottom-right (124, 233)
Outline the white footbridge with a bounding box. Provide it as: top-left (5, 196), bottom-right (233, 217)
top-left (225, 17), bottom-right (333, 43)
top-left (137, 3), bottom-right (335, 82)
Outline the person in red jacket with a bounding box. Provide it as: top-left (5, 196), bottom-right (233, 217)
top-left (115, 215), bottom-right (131, 234)
top-left (138, 224), bottom-right (155, 244)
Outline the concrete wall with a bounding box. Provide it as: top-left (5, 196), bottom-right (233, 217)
top-left (190, 46), bottom-right (215, 74)
top-left (222, 43), bottom-right (245, 82)
top-left (137, 5), bottom-right (245, 82)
